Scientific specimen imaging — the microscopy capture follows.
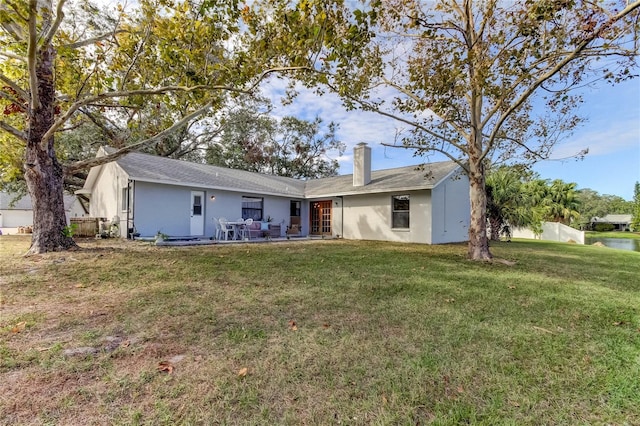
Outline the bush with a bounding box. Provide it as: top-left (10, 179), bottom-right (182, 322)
top-left (593, 223), bottom-right (615, 232)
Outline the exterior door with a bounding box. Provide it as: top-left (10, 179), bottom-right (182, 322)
top-left (190, 191), bottom-right (204, 236)
top-left (310, 200), bottom-right (332, 235)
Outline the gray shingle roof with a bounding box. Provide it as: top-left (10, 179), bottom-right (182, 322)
top-left (114, 151), bottom-right (306, 198)
top-left (305, 161), bottom-right (461, 197)
top-left (106, 149), bottom-right (461, 199)
top-left (592, 214), bottom-right (632, 223)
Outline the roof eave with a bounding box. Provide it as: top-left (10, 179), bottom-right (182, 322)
top-left (306, 184), bottom-right (436, 198)
top-left (129, 177), bottom-right (305, 198)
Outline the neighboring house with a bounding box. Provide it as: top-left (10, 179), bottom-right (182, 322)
top-left (0, 191), bottom-right (88, 228)
top-left (77, 143), bottom-right (470, 244)
top-left (590, 214), bottom-right (632, 231)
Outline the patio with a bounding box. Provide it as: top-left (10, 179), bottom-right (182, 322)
top-left (142, 234), bottom-right (330, 247)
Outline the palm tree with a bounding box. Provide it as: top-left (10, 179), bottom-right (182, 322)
top-left (543, 180), bottom-right (581, 225)
top-left (486, 168), bottom-right (535, 241)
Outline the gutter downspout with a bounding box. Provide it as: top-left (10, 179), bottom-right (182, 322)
top-left (338, 195), bottom-right (344, 238)
top-left (127, 179), bottom-right (134, 239)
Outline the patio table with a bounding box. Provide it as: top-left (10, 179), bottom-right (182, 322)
top-left (224, 220), bottom-right (246, 240)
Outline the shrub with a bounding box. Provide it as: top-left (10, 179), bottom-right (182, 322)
top-left (594, 223), bottom-right (615, 232)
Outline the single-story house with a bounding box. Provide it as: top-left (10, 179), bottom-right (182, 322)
top-left (77, 143), bottom-right (470, 244)
top-left (590, 214), bottom-right (633, 231)
top-left (0, 191), bottom-right (88, 230)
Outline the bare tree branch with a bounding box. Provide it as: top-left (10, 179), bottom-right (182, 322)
top-left (62, 29), bottom-right (127, 49)
top-left (64, 100), bottom-right (216, 174)
top-left (42, 0), bottom-right (67, 47)
top-left (27, 0), bottom-right (40, 110)
top-left (0, 51), bottom-right (26, 61)
top-left (381, 140), bottom-right (468, 172)
top-left (483, 0), bottom-right (640, 162)
top-left (0, 120), bottom-right (28, 141)
top-left (0, 72), bottom-right (29, 101)
top-left (41, 66), bottom-right (310, 148)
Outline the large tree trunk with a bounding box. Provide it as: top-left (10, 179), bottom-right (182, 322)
top-left (24, 45), bottom-right (78, 255)
top-left (467, 162), bottom-right (492, 261)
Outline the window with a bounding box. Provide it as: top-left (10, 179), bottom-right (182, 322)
top-left (242, 196), bottom-right (263, 220)
top-left (392, 195), bottom-right (410, 228)
top-left (192, 194), bottom-right (202, 215)
top-left (290, 200), bottom-right (301, 217)
top-left (121, 187), bottom-right (130, 211)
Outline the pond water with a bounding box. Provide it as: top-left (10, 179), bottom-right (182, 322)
top-left (584, 237), bottom-right (640, 252)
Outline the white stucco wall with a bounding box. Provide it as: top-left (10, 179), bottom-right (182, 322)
top-left (430, 172), bottom-right (470, 244)
top-left (0, 209), bottom-right (33, 228)
top-left (340, 190), bottom-right (432, 244)
top-left (89, 162), bottom-right (130, 237)
top-left (1, 198), bottom-right (86, 228)
top-left (127, 181), bottom-right (303, 238)
top-left (512, 222), bottom-right (585, 244)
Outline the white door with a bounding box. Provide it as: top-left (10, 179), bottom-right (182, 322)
top-left (190, 191), bottom-right (205, 236)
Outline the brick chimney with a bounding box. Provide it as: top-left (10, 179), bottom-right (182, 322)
top-left (353, 142), bottom-right (371, 187)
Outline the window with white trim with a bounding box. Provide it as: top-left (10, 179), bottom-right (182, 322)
top-left (392, 195), bottom-right (410, 228)
top-left (242, 196), bottom-right (263, 220)
top-left (121, 187), bottom-right (130, 211)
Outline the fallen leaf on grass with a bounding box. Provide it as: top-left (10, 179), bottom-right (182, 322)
top-left (157, 361), bottom-right (174, 374)
top-left (322, 323), bottom-right (330, 329)
top-left (456, 385), bottom-right (465, 394)
top-left (11, 321), bottom-right (26, 333)
top-left (288, 320), bottom-right (298, 331)
top-left (508, 285), bottom-right (516, 289)
top-left (237, 367), bottom-right (248, 377)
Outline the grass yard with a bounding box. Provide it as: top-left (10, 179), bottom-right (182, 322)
top-left (1, 236), bottom-right (639, 425)
top-left (585, 231), bottom-right (640, 240)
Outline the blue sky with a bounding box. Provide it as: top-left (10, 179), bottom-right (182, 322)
top-left (260, 76), bottom-right (639, 201)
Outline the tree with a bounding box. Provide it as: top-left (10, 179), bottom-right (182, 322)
top-left (206, 107), bottom-right (345, 179)
top-left (251, 0), bottom-right (640, 260)
top-left (0, 0), bottom-right (303, 254)
top-left (575, 188), bottom-right (633, 229)
top-left (486, 167), bottom-right (537, 241)
top-left (575, 188), bottom-right (609, 228)
top-left (541, 179), bottom-right (581, 225)
top-left (631, 182), bottom-right (640, 232)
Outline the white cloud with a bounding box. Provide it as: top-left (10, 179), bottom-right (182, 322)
top-left (259, 77), bottom-right (402, 150)
top-left (549, 116), bottom-right (640, 159)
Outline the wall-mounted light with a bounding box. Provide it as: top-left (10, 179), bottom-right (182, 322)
top-left (210, 195), bottom-right (216, 201)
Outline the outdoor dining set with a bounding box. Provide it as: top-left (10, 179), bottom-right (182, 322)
top-left (214, 217), bottom-right (256, 241)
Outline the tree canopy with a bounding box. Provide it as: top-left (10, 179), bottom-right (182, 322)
top-left (486, 167), bottom-right (583, 239)
top-left (205, 105), bottom-right (345, 179)
top-left (0, 0), bottom-right (303, 253)
top-left (251, 0), bottom-right (640, 259)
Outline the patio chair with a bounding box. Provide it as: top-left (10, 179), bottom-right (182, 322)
top-left (212, 217), bottom-right (222, 240)
top-left (240, 218), bottom-right (253, 240)
top-left (219, 217), bottom-right (234, 240)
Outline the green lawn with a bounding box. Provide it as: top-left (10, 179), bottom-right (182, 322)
top-left (585, 231), bottom-right (640, 239)
top-left (1, 236), bottom-right (639, 425)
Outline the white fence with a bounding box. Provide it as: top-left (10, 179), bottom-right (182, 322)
top-left (512, 222), bottom-right (585, 244)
